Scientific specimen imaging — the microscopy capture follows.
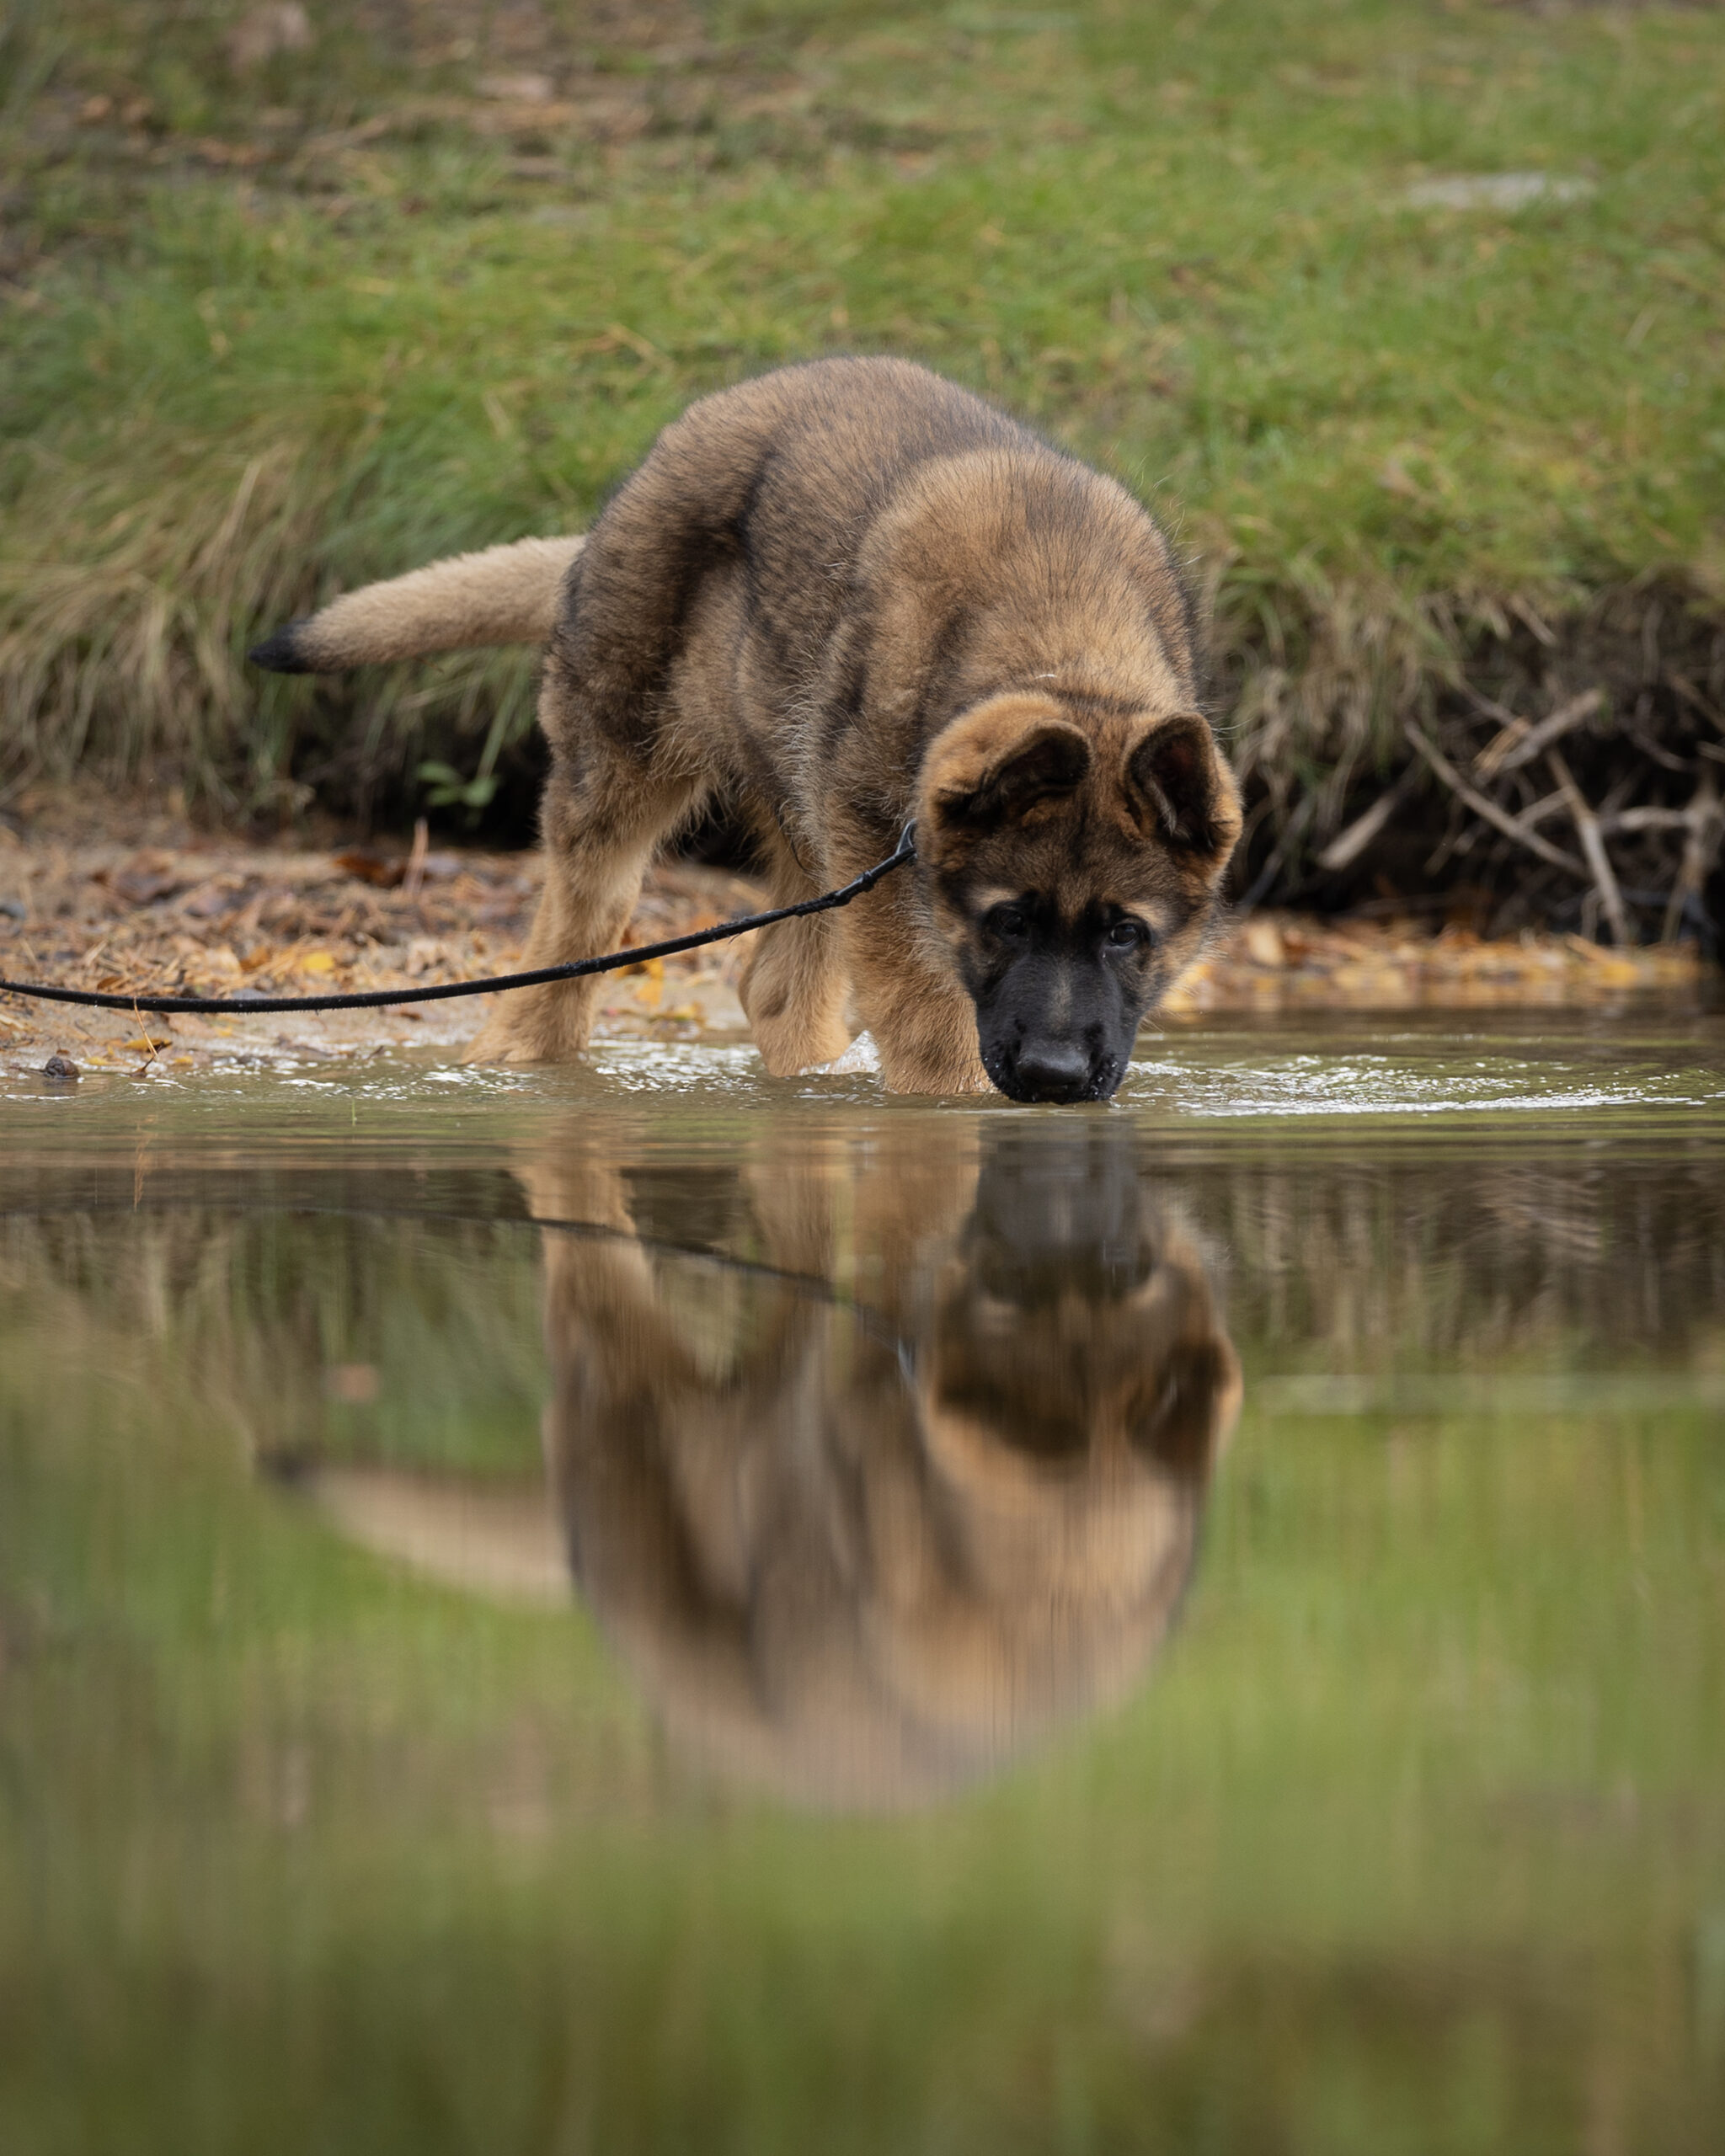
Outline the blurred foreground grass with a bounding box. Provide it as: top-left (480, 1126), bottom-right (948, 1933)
top-left (0, 0), bottom-right (1722, 865)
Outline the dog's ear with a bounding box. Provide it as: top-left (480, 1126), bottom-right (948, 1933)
top-left (924, 701), bottom-right (1093, 835)
top-left (1123, 714), bottom-right (1239, 860)
top-left (954, 724), bottom-right (1092, 829)
top-left (1125, 1333), bottom-right (1242, 1476)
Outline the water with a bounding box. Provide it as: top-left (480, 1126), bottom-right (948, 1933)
top-left (3, 1013), bottom-right (1723, 2153)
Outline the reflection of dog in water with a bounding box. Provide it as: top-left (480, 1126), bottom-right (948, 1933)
top-left (526, 1121), bottom-right (1240, 1808)
top-left (291, 1124), bottom-right (1238, 1806)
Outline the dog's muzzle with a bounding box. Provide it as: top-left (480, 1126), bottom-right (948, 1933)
top-left (983, 1035), bottom-right (1124, 1104)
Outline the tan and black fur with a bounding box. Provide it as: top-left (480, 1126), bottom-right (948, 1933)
top-left (253, 358), bottom-right (1242, 1099)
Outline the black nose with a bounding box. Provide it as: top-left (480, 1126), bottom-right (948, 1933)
top-left (1012, 1039), bottom-right (1092, 1102)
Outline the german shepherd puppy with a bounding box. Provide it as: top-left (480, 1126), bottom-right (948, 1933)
top-left (252, 358), bottom-right (1242, 1099)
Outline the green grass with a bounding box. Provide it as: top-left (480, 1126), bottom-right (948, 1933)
top-left (1, 1), bottom-right (1722, 856)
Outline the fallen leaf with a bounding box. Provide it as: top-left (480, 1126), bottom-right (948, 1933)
top-left (112, 863), bottom-right (187, 905)
top-left (333, 848), bottom-right (407, 889)
top-left (183, 880), bottom-right (244, 918)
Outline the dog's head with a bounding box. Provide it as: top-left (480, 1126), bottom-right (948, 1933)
top-left (916, 693), bottom-right (1241, 1102)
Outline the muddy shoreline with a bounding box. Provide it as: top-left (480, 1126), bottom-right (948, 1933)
top-left (0, 799), bottom-right (1710, 1077)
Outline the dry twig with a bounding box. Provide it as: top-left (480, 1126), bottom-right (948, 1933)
top-left (1546, 749), bottom-right (1628, 946)
top-left (1316, 769), bottom-right (1418, 873)
top-left (1660, 775), bottom-right (1722, 944)
top-left (1404, 722), bottom-right (1589, 878)
top-left (401, 815), bottom-right (430, 899)
top-left (1476, 688), bottom-right (1605, 781)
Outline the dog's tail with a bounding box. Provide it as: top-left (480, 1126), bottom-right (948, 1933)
top-left (248, 533), bottom-right (585, 674)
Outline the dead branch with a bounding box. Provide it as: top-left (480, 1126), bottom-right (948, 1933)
top-left (1236, 792), bottom-right (1317, 913)
top-left (1659, 774), bottom-right (1722, 944)
top-left (1510, 787), bottom-right (1567, 834)
top-left (1599, 805), bottom-right (1696, 835)
top-left (1669, 673), bottom-right (1725, 728)
top-left (1405, 722), bottom-right (1589, 878)
top-left (1546, 749), bottom-right (1628, 947)
top-left (1507, 595), bottom-right (1557, 649)
top-left (1476, 687), bottom-right (1605, 780)
top-left (1316, 770), bottom-right (1417, 873)
top-left (1460, 682), bottom-right (1522, 728)
top-left (401, 814), bottom-right (430, 900)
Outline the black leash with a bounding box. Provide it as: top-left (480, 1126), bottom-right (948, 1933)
top-left (0, 826), bottom-right (916, 1017)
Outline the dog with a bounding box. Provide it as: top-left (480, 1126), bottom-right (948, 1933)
top-left (524, 1115), bottom-right (1241, 1806)
top-left (252, 358), bottom-right (1242, 1099)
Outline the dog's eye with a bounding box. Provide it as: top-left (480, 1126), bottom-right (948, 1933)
top-left (1105, 918), bottom-right (1151, 951)
top-left (987, 904), bottom-right (1031, 942)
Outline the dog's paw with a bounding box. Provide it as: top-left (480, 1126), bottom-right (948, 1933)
top-left (467, 1023), bottom-right (542, 1067)
top-left (802, 1032), bottom-right (880, 1077)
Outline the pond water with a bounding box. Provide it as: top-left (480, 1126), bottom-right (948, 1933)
top-left (3, 1013), bottom-right (1723, 2154)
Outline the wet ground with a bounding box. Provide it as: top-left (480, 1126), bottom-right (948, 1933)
top-left (3, 798), bottom-right (1707, 1078)
top-left (3, 1013), bottom-right (1724, 2153)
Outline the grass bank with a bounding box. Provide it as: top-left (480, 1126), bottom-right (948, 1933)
top-left (2, 0), bottom-right (1722, 931)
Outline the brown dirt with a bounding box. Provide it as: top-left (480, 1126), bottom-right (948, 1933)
top-left (0, 795), bottom-right (1708, 1079)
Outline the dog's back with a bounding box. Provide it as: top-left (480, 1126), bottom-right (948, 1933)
top-left (250, 359), bottom-right (1194, 704)
top-left (545, 359), bottom-right (1205, 853)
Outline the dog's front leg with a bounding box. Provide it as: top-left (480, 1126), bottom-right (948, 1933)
top-left (868, 990), bottom-right (993, 1097)
top-left (738, 911), bottom-right (853, 1077)
top-left (472, 736), bottom-right (701, 1066)
top-left (843, 908), bottom-right (991, 1097)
